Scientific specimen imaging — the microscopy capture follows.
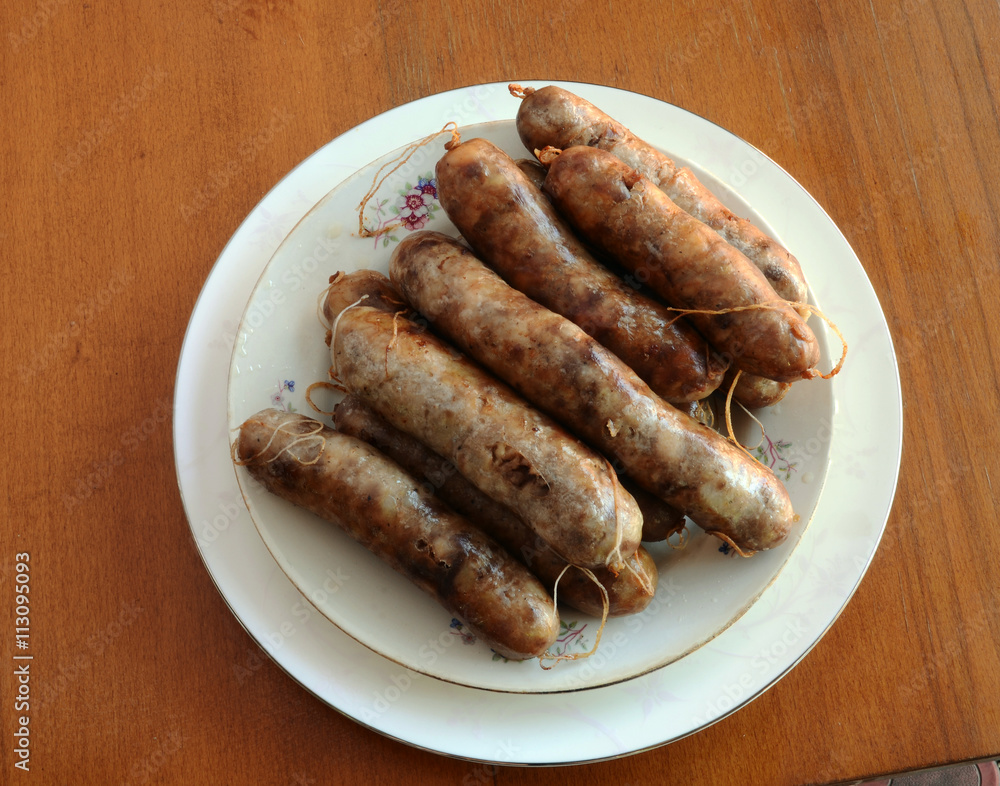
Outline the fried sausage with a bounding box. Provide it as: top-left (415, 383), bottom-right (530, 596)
top-left (623, 479), bottom-right (686, 542)
top-left (333, 394), bottom-right (658, 617)
top-left (389, 231), bottom-right (796, 553)
top-left (723, 368), bottom-right (792, 409)
top-left (324, 267), bottom-right (409, 316)
top-left (322, 271), bottom-right (643, 572)
top-left (515, 157), bottom-right (548, 190)
top-left (542, 146), bottom-right (820, 383)
top-left (666, 167), bottom-right (809, 307)
top-left (435, 137), bottom-right (726, 403)
top-left (513, 84), bottom-right (808, 305)
top-left (234, 409), bottom-right (560, 660)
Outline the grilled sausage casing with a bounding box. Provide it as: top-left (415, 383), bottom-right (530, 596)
top-left (435, 137), bottom-right (726, 403)
top-left (723, 368), bottom-right (792, 409)
top-left (323, 271), bottom-right (643, 572)
top-left (389, 232), bottom-right (796, 553)
top-left (514, 84), bottom-right (809, 306)
top-left (542, 146), bottom-right (820, 383)
top-left (334, 395), bottom-right (658, 617)
top-left (234, 409), bottom-right (560, 660)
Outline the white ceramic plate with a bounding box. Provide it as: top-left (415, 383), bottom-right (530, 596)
top-left (227, 119), bottom-right (834, 694)
top-left (176, 81), bottom-right (901, 762)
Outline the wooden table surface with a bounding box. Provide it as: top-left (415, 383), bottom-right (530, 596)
top-left (3, 1), bottom-right (999, 783)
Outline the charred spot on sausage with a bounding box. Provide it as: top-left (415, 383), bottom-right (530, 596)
top-left (623, 168), bottom-right (643, 190)
top-left (489, 442), bottom-right (550, 497)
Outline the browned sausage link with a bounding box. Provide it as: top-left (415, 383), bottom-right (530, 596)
top-left (677, 398), bottom-right (717, 429)
top-left (543, 146), bottom-right (820, 383)
top-left (664, 170), bottom-right (806, 399)
top-left (234, 409), bottom-right (559, 660)
top-left (515, 158), bottom-right (548, 190)
top-left (551, 546), bottom-right (658, 618)
top-left (335, 387), bottom-right (681, 546)
top-left (723, 367), bottom-right (792, 410)
top-left (323, 271), bottom-right (643, 572)
top-left (621, 478), bottom-right (686, 542)
top-left (665, 168), bottom-right (809, 306)
top-left (389, 231), bottom-right (796, 553)
top-left (516, 85), bottom-right (678, 185)
top-left (435, 137), bottom-right (727, 403)
top-left (524, 154), bottom-right (675, 287)
top-left (519, 156), bottom-right (633, 273)
top-left (323, 268), bottom-right (409, 319)
top-left (514, 85), bottom-right (808, 305)
top-left (333, 394), bottom-right (658, 617)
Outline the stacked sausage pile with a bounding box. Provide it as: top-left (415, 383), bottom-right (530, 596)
top-left (233, 86), bottom-right (823, 663)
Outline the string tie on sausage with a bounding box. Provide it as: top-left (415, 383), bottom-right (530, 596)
top-left (507, 83), bottom-right (535, 100)
top-left (801, 303), bottom-right (848, 379)
top-left (704, 530), bottom-right (757, 558)
top-left (604, 456), bottom-right (627, 576)
top-left (723, 370), bottom-right (758, 462)
top-left (356, 121), bottom-right (461, 240)
top-left (232, 415), bottom-right (326, 467)
top-left (663, 300), bottom-right (847, 380)
top-left (328, 294), bottom-right (369, 380)
top-left (385, 310), bottom-right (404, 380)
top-left (736, 400), bottom-right (767, 454)
top-left (442, 125), bottom-right (463, 151)
top-left (318, 272), bottom-right (345, 331)
top-left (722, 372), bottom-right (782, 469)
top-left (620, 552), bottom-right (656, 599)
top-left (535, 146), bottom-right (562, 167)
top-left (305, 381), bottom-right (346, 416)
top-left (667, 525), bottom-right (689, 550)
top-left (539, 564), bottom-right (609, 670)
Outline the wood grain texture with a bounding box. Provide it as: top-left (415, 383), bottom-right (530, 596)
top-left (1, 0), bottom-right (998, 782)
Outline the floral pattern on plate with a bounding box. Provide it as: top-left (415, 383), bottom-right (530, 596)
top-left (226, 114), bottom-right (844, 696)
top-left (754, 431), bottom-right (796, 481)
top-left (362, 173), bottom-right (441, 247)
top-left (192, 84), bottom-right (899, 761)
top-left (269, 379), bottom-right (296, 412)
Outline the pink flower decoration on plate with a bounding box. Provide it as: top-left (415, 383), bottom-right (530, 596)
top-left (397, 188), bottom-right (434, 230)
